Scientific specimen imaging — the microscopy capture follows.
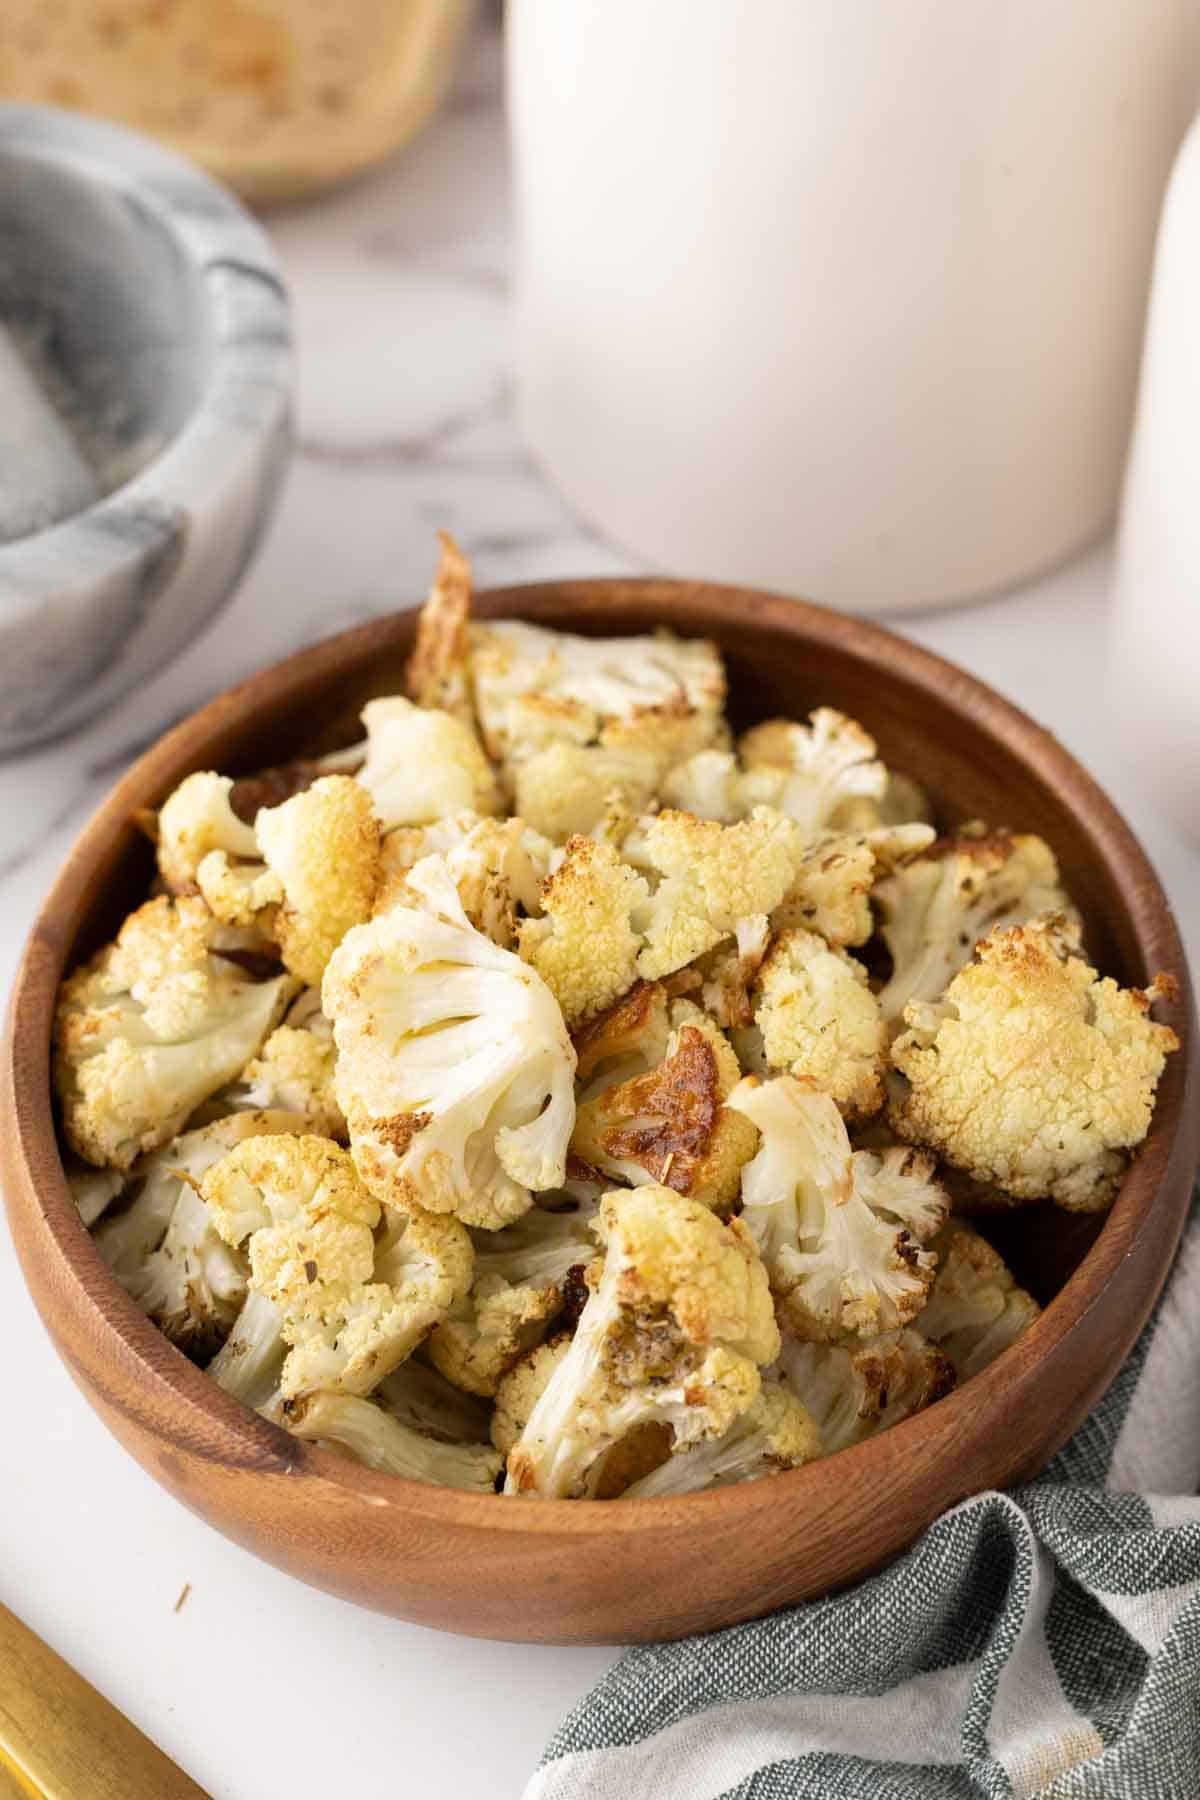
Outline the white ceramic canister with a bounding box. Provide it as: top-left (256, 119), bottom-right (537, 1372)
top-left (508, 0), bottom-right (1194, 614)
top-left (1111, 114), bottom-right (1200, 842)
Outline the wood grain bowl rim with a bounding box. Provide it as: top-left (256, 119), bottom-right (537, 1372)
top-left (5, 577), bottom-right (1198, 1547)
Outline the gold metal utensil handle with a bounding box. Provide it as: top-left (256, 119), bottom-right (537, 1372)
top-left (0, 1602), bottom-right (210, 1799)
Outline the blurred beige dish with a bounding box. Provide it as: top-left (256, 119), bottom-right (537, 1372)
top-left (0, 0), bottom-right (475, 202)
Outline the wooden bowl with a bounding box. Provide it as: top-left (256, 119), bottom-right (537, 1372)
top-left (4, 581), bottom-right (1197, 1644)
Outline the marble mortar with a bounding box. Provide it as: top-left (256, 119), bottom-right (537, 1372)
top-left (0, 105), bottom-right (292, 753)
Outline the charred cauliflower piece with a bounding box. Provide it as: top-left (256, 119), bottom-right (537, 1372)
top-left (374, 811), bottom-right (552, 949)
top-left (514, 742), bottom-right (661, 844)
top-left (93, 1111), bottom-right (305, 1358)
top-left (324, 853), bottom-right (577, 1228)
top-left (890, 914), bottom-right (1178, 1211)
top-left (54, 895), bottom-right (295, 1170)
top-left (287, 1390), bottom-right (502, 1491)
top-left (572, 1002), bottom-right (758, 1212)
top-left (727, 1075), bottom-right (947, 1339)
top-left (470, 618), bottom-right (726, 776)
top-left (202, 1134), bottom-right (472, 1399)
top-left (874, 829), bottom-right (1075, 1028)
top-left (753, 928), bottom-right (885, 1117)
top-left (622, 1379), bottom-right (821, 1496)
top-left (777, 1326), bottom-right (955, 1455)
top-left (571, 979), bottom-right (673, 1095)
top-left (917, 1222), bottom-right (1040, 1379)
top-left (504, 1185), bottom-right (779, 1499)
top-left (403, 530), bottom-right (477, 726)
top-left (518, 836), bottom-right (649, 1026)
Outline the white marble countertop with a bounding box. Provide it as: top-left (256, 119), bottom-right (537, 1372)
top-left (1, 19), bottom-right (1196, 1800)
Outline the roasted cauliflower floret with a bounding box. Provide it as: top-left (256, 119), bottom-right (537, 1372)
top-left (202, 1134), bottom-right (473, 1399)
top-left (287, 1390), bottom-right (502, 1491)
top-left (659, 749), bottom-right (784, 824)
top-left (890, 914), bottom-right (1179, 1211)
top-left (54, 895), bottom-right (295, 1170)
top-left (518, 836), bottom-right (649, 1026)
top-left (622, 1379), bottom-right (821, 1496)
top-left (572, 1002), bottom-right (758, 1211)
top-left (324, 854), bottom-right (577, 1228)
top-left (514, 742), bottom-right (661, 844)
top-left (491, 1336), bottom-right (571, 1457)
top-left (629, 807), bottom-right (809, 979)
top-left (697, 915), bottom-right (772, 1030)
top-left (917, 1223), bottom-right (1040, 1379)
top-left (156, 771), bottom-right (260, 892)
top-left (777, 1326), bottom-right (955, 1455)
top-left (504, 1185), bottom-right (779, 1499)
top-left (403, 529), bottom-right (477, 726)
top-left (196, 775), bottom-right (381, 986)
top-left (428, 1276), bottom-right (564, 1398)
top-left (753, 928), bottom-right (885, 1117)
top-left (470, 619), bottom-right (726, 773)
top-left (738, 710), bottom-right (887, 833)
top-left (874, 830), bottom-right (1076, 1028)
top-left (207, 1288), bottom-right (289, 1412)
top-left (771, 823), bottom-right (936, 948)
top-left (374, 811), bottom-right (552, 948)
top-left (350, 696), bottom-right (500, 828)
top-left (93, 1111), bottom-right (304, 1357)
top-left (571, 979), bottom-right (673, 1095)
top-left (236, 1022), bottom-right (344, 1138)
top-left (374, 1357), bottom-right (493, 1445)
top-left (423, 1183), bottom-right (602, 1397)
top-left (727, 1075), bottom-right (947, 1339)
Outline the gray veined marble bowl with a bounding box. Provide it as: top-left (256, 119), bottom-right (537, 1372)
top-left (0, 105), bottom-right (292, 753)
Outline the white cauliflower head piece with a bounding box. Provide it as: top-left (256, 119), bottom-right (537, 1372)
top-left (629, 806), bottom-right (809, 979)
top-left (916, 1223), bottom-right (1040, 1380)
top-left (324, 853), bottom-right (577, 1228)
top-left (890, 914), bottom-right (1179, 1210)
top-left (196, 775), bottom-right (381, 987)
top-left (874, 829), bottom-right (1076, 1027)
top-left (287, 1391), bottom-right (503, 1492)
top-left (156, 771), bottom-right (260, 891)
top-left (777, 1327), bottom-right (955, 1455)
top-left (738, 710), bottom-right (888, 833)
top-left (518, 835), bottom-right (649, 1026)
top-left (202, 1133), bottom-right (472, 1399)
top-left (374, 811), bottom-right (553, 949)
top-left (470, 619), bottom-right (726, 772)
top-left (753, 928), bottom-right (885, 1117)
top-left (92, 1110), bottom-right (306, 1357)
top-left (514, 742), bottom-right (661, 844)
top-left (350, 696), bottom-right (500, 828)
top-left (54, 895), bottom-right (295, 1170)
top-left (622, 1379), bottom-right (821, 1497)
top-left (504, 1184), bottom-right (779, 1499)
top-left (727, 1075), bottom-right (947, 1339)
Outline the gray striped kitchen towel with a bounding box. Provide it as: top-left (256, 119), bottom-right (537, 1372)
top-left (525, 1195), bottom-right (1200, 1800)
